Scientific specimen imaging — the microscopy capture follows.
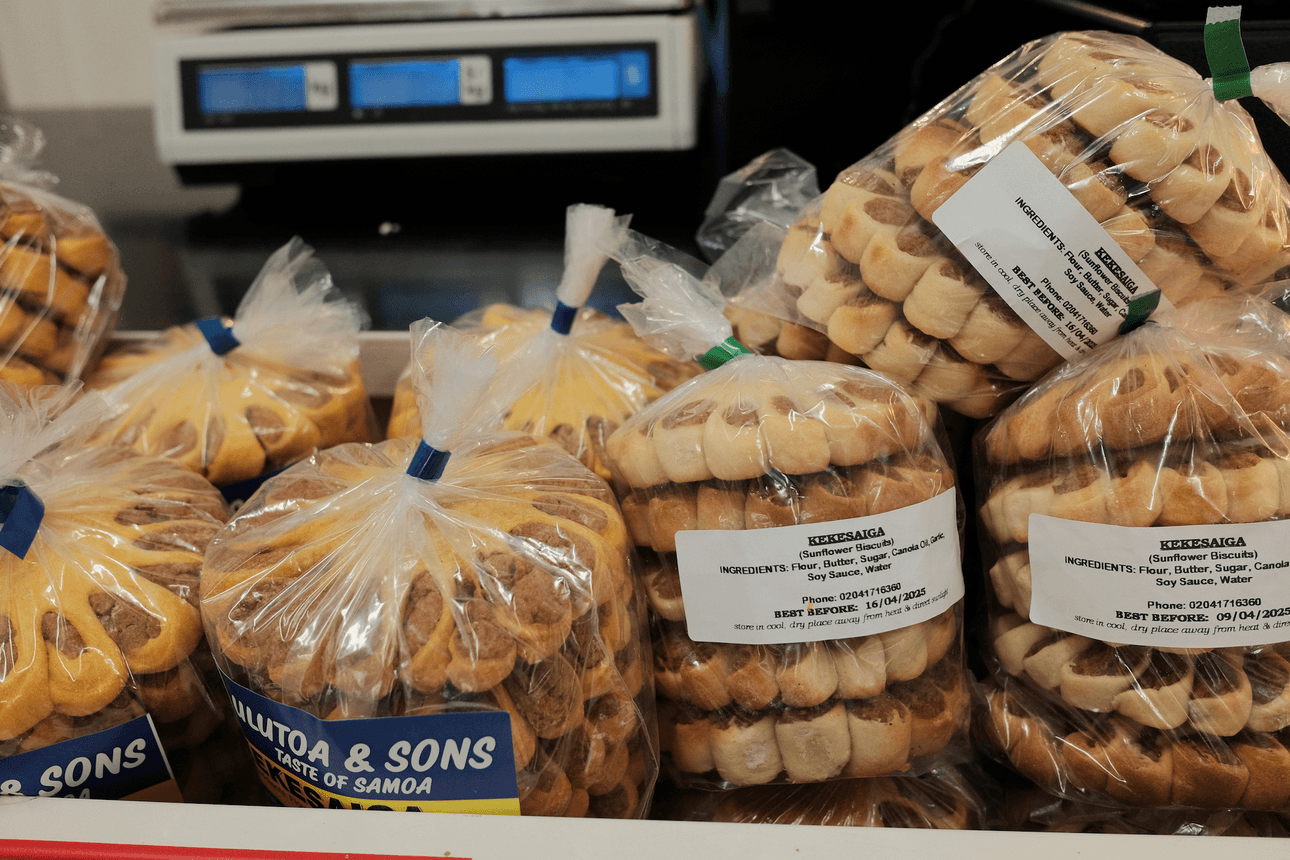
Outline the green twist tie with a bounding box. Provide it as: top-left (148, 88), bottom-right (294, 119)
top-left (1118, 290), bottom-right (1162, 336)
top-left (699, 336), bottom-right (751, 370)
top-left (1205, 6), bottom-right (1253, 101)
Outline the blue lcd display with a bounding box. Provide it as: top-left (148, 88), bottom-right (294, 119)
top-left (504, 50), bottom-right (651, 104)
top-left (198, 64), bottom-right (308, 114)
top-left (350, 59), bottom-right (461, 109)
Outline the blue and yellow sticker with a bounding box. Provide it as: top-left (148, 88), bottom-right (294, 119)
top-left (0, 715), bottom-right (182, 802)
top-left (223, 676), bottom-right (521, 814)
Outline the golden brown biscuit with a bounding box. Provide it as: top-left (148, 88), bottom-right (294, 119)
top-left (842, 693), bottom-right (912, 778)
top-left (710, 709), bottom-right (783, 786)
top-left (774, 700), bottom-right (851, 783)
top-left (826, 290), bottom-right (900, 357)
top-left (819, 169), bottom-right (908, 265)
top-left (1188, 651), bottom-right (1253, 737)
top-left (1170, 736), bottom-right (1250, 809)
top-left (1111, 650), bottom-right (1194, 730)
top-left (901, 257), bottom-right (988, 340)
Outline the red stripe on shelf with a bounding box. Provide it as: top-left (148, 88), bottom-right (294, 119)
top-left (0, 840), bottom-right (465, 860)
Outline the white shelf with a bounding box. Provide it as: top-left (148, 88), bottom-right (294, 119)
top-left (4, 794), bottom-right (1282, 859)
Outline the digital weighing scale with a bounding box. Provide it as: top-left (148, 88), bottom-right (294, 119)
top-left (152, 0), bottom-right (704, 171)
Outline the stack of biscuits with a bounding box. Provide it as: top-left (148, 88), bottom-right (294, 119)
top-left (0, 178), bottom-right (126, 387)
top-left (85, 323), bottom-right (372, 488)
top-left (200, 433), bottom-right (657, 818)
top-left (387, 304), bottom-right (701, 484)
top-left (773, 31), bottom-right (1290, 418)
top-left (604, 357), bottom-right (969, 787)
top-left (657, 766), bottom-right (985, 828)
top-left (976, 293), bottom-right (1290, 810)
top-left (0, 393), bottom-right (232, 794)
top-left (723, 302), bottom-right (852, 365)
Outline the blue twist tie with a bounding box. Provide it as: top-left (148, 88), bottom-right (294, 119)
top-left (407, 440), bottom-right (451, 481)
top-left (0, 481), bottom-right (44, 560)
top-left (550, 302), bottom-right (578, 335)
top-left (196, 317), bottom-right (240, 355)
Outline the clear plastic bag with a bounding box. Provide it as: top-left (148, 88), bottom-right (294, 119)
top-left (695, 148), bottom-right (821, 264)
top-left (84, 238), bottom-right (374, 489)
top-left (0, 383), bottom-right (233, 801)
top-left (655, 765), bottom-right (988, 828)
top-left (975, 291), bottom-right (1290, 811)
top-left (201, 320), bottom-right (658, 817)
top-left (0, 117), bottom-right (126, 386)
top-left (752, 31), bottom-right (1290, 418)
top-left (386, 206), bottom-right (702, 485)
top-left (603, 228), bottom-right (971, 788)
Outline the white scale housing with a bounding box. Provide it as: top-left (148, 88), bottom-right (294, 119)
top-left (153, 7), bottom-right (701, 167)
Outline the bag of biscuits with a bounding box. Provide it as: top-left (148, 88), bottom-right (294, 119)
top-left (761, 27), bottom-right (1290, 419)
top-left (976, 289), bottom-right (1290, 811)
top-left (0, 117), bottom-right (126, 387)
top-left (386, 204), bottom-right (701, 485)
top-left (83, 237), bottom-right (374, 497)
top-left (602, 227), bottom-right (971, 788)
top-left (655, 765), bottom-right (988, 828)
top-left (200, 319), bottom-right (658, 817)
top-left (0, 382), bottom-right (234, 802)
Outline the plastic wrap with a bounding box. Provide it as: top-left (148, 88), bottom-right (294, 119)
top-left (695, 149), bottom-right (821, 264)
top-left (0, 118), bottom-right (126, 386)
top-left (201, 320), bottom-right (658, 817)
top-left (975, 291), bottom-right (1290, 811)
top-left (998, 785), bottom-right (1290, 835)
top-left (386, 206), bottom-right (701, 483)
top-left (655, 766), bottom-right (987, 828)
top-left (84, 238), bottom-right (373, 490)
top-left (746, 31), bottom-right (1290, 419)
top-left (0, 383), bottom-right (233, 801)
top-left (603, 229), bottom-right (971, 788)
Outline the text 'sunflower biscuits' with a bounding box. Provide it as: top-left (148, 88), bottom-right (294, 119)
top-left (975, 294), bottom-right (1290, 810)
top-left (754, 30), bottom-right (1290, 419)
top-left (605, 357), bottom-right (969, 788)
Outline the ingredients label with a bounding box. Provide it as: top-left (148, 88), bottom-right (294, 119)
top-left (0, 715), bottom-right (180, 801)
top-left (223, 676), bottom-right (519, 814)
top-left (1029, 515), bottom-right (1290, 648)
top-left (674, 489), bottom-right (962, 644)
top-left (932, 140), bottom-right (1165, 359)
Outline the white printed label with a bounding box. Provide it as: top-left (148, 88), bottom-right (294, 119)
top-left (674, 489), bottom-right (962, 644)
top-left (1029, 515), bottom-right (1290, 648)
top-left (932, 141), bottom-right (1165, 359)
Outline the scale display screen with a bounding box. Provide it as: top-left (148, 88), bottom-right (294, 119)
top-left (181, 42), bottom-right (657, 129)
top-left (350, 58), bottom-right (461, 108)
top-left (197, 64), bottom-right (309, 114)
top-left (504, 50), bottom-right (650, 103)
